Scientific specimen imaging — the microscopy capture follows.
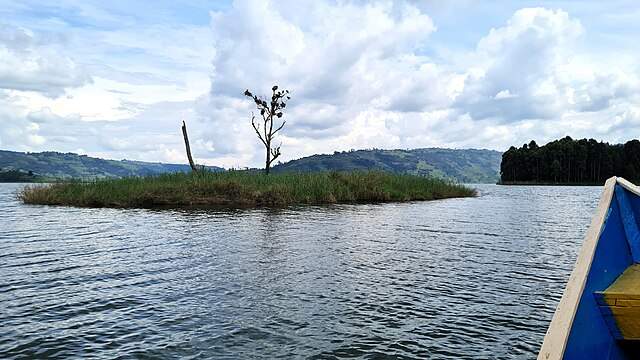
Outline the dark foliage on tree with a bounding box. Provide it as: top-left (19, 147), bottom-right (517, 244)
top-left (500, 136), bottom-right (640, 184)
top-left (244, 85), bottom-right (290, 175)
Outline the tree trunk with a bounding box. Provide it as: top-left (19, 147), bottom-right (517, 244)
top-left (182, 121), bottom-right (198, 172)
top-left (265, 141), bottom-right (271, 175)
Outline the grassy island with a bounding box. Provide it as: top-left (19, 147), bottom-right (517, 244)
top-left (19, 171), bottom-right (475, 208)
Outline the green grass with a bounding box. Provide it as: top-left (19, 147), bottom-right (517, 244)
top-left (19, 171), bottom-right (476, 208)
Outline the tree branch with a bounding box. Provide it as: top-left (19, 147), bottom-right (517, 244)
top-left (251, 115), bottom-right (268, 147)
top-left (269, 144), bottom-right (281, 165)
top-left (272, 120), bottom-right (286, 136)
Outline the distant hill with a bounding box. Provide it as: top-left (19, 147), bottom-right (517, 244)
top-left (0, 148), bottom-right (502, 183)
top-left (0, 150), bottom-right (223, 180)
top-left (273, 148), bottom-right (502, 183)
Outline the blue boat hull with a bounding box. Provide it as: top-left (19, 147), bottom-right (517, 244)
top-left (540, 178), bottom-right (640, 360)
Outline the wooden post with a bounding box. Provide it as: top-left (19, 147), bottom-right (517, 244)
top-left (181, 121), bottom-right (198, 173)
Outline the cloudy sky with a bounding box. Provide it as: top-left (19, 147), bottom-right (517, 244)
top-left (1, 1), bottom-right (639, 168)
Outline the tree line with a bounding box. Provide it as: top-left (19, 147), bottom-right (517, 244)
top-left (501, 136), bottom-right (640, 184)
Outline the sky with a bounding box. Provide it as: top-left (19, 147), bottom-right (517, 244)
top-left (1, 0), bottom-right (639, 168)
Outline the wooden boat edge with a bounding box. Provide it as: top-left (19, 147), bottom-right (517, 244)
top-left (616, 177), bottom-right (640, 197)
top-left (538, 176), bottom-right (618, 360)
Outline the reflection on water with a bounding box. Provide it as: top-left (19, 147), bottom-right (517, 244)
top-left (0, 183), bottom-right (601, 359)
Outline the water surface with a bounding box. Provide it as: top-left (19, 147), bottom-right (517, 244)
top-left (0, 183), bottom-right (602, 359)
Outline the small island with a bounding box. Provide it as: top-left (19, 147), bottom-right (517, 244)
top-left (19, 171), bottom-right (475, 208)
top-left (18, 86), bottom-right (476, 208)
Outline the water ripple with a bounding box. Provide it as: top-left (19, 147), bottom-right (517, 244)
top-left (0, 183), bottom-right (601, 359)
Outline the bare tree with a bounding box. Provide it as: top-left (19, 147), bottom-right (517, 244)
top-left (244, 85), bottom-right (290, 175)
top-left (181, 120), bottom-right (199, 172)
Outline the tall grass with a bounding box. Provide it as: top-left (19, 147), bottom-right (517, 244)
top-left (19, 171), bottom-right (476, 208)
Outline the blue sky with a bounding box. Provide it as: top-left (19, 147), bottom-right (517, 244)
top-left (1, 1), bottom-right (639, 167)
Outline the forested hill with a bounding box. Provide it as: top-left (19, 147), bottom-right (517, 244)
top-left (0, 150), bottom-right (223, 180)
top-left (500, 137), bottom-right (640, 184)
top-left (273, 148), bottom-right (502, 183)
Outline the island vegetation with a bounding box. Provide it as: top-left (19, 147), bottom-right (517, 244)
top-left (19, 171), bottom-right (475, 208)
top-left (500, 136), bottom-right (640, 185)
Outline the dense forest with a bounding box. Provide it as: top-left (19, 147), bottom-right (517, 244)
top-left (500, 136), bottom-right (640, 184)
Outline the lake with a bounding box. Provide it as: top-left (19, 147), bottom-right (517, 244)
top-left (0, 183), bottom-right (602, 359)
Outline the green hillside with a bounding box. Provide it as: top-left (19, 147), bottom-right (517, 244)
top-left (1, 148), bottom-right (501, 183)
top-left (0, 150), bottom-right (223, 180)
top-left (273, 148), bottom-right (502, 183)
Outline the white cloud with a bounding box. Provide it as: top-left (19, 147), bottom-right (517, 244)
top-left (203, 0), bottom-right (450, 165)
top-left (494, 90), bottom-right (517, 99)
top-left (200, 2), bottom-right (640, 167)
top-left (0, 17), bottom-right (213, 163)
top-left (2, 2), bottom-right (640, 169)
top-left (0, 24), bottom-right (91, 96)
top-left (454, 8), bottom-right (584, 122)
